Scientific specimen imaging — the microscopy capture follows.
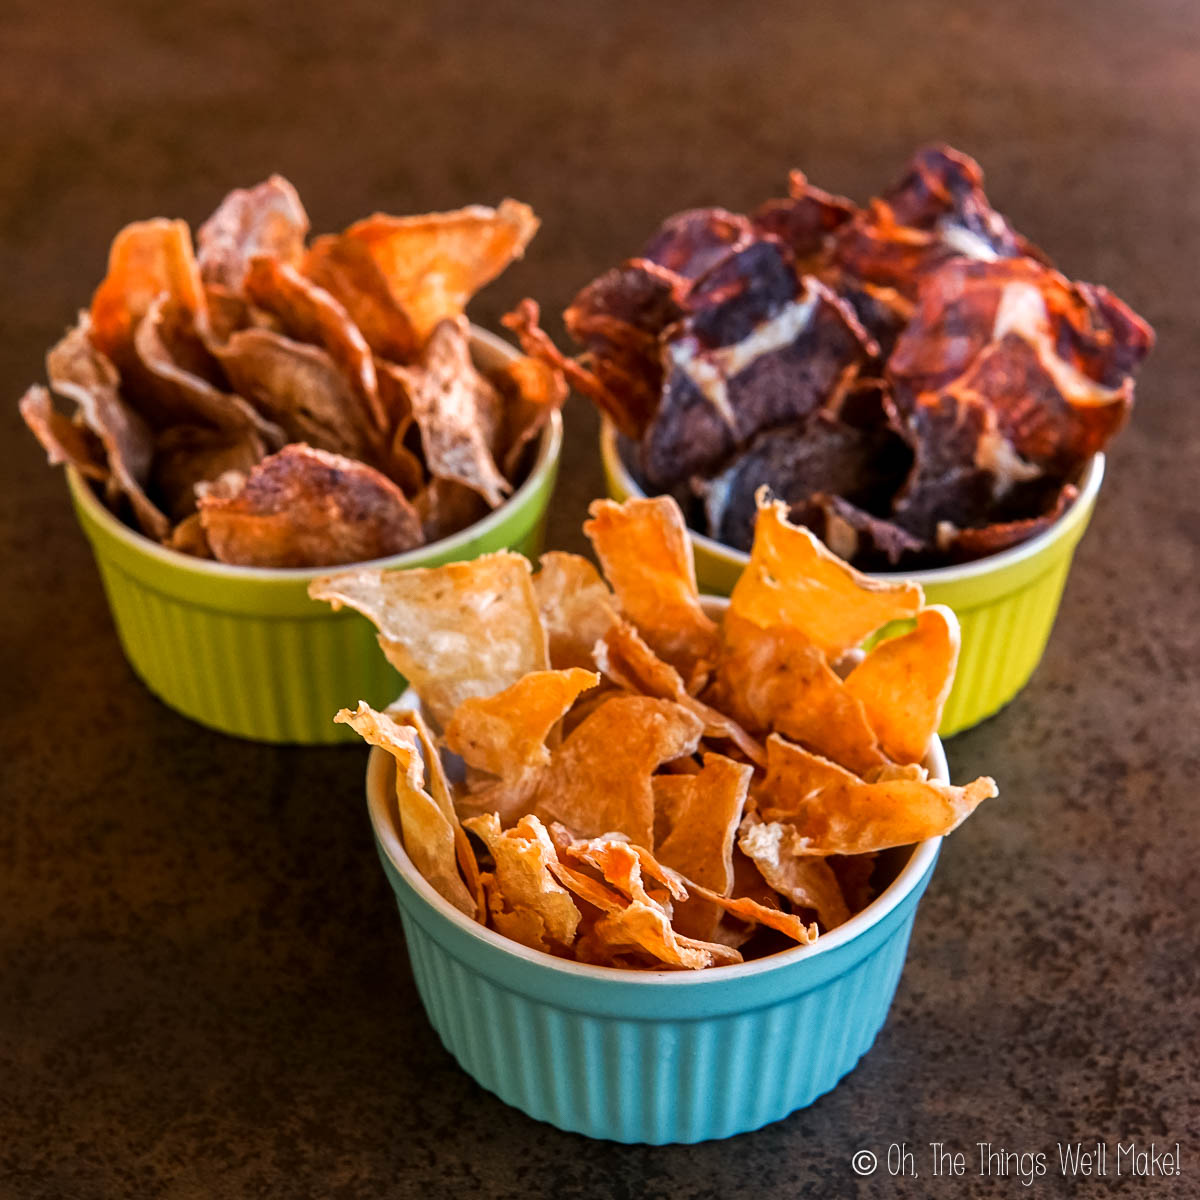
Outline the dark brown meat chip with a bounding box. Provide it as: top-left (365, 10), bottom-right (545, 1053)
top-left (198, 443), bottom-right (424, 567)
top-left (701, 411), bottom-right (912, 553)
top-left (641, 208), bottom-right (756, 280)
top-left (793, 494), bottom-right (924, 568)
top-left (833, 145), bottom-right (1043, 299)
top-left (752, 170), bottom-right (858, 265)
top-left (641, 277), bottom-right (875, 488)
top-left (505, 144), bottom-right (1154, 568)
top-left (941, 481), bottom-right (1078, 560)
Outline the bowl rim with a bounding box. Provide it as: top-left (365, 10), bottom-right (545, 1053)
top-left (599, 417), bottom-right (1105, 586)
top-left (65, 325), bottom-right (562, 584)
top-left (366, 596), bottom-right (946, 986)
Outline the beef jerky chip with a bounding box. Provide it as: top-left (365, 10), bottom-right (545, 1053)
top-left (641, 208), bottom-right (755, 280)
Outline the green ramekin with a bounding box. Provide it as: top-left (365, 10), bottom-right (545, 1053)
top-left (65, 328), bottom-right (562, 744)
top-left (600, 419), bottom-right (1104, 736)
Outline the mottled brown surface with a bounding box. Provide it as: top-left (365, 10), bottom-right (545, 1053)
top-left (2, 2), bottom-right (1197, 1197)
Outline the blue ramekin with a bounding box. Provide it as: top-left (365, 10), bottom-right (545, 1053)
top-left (364, 656), bottom-right (947, 1143)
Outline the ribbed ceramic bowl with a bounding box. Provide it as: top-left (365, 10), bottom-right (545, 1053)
top-left (601, 419), bottom-right (1104, 736)
top-left (365, 611), bottom-right (946, 1144)
top-left (64, 328), bottom-right (562, 744)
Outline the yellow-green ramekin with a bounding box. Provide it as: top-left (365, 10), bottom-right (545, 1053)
top-left (64, 328), bottom-right (562, 744)
top-left (600, 419), bottom-right (1104, 736)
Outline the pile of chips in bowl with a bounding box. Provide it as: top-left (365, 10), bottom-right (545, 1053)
top-left (314, 494), bottom-right (997, 970)
top-left (508, 144), bottom-right (1155, 569)
top-left (19, 178), bottom-right (565, 567)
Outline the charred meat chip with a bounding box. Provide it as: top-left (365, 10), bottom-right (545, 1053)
top-left (510, 143), bottom-right (1154, 568)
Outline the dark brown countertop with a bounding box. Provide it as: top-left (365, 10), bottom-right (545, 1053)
top-left (2, 2), bottom-right (1197, 1196)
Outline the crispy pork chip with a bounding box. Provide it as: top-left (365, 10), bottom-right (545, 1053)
top-left (336, 702), bottom-right (476, 917)
top-left (19, 385), bottom-right (108, 483)
top-left (730, 493), bottom-right (922, 657)
top-left (310, 551), bottom-right (548, 728)
top-left (198, 443), bottom-right (423, 567)
top-left (756, 734), bottom-right (997, 855)
top-left (345, 199), bottom-right (538, 342)
top-left (46, 315), bottom-right (169, 540)
top-left (404, 317), bottom-right (511, 508)
top-left (213, 327), bottom-right (386, 465)
top-left (89, 218), bottom-right (208, 383)
top-left (197, 174), bottom-right (310, 290)
top-left (585, 496), bottom-right (719, 676)
top-left (242, 254), bottom-right (387, 434)
top-left (133, 293), bottom-right (284, 444)
top-left (302, 233), bottom-right (418, 362)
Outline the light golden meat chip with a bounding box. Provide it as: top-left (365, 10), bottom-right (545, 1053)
top-left (463, 813), bottom-right (581, 953)
top-left (738, 816), bottom-right (852, 930)
top-left (335, 702), bottom-right (476, 917)
top-left (470, 695), bottom-right (703, 848)
top-left (843, 605), bottom-right (960, 765)
top-left (531, 552), bottom-right (618, 671)
top-left (652, 754), bottom-right (753, 940)
top-left (731, 492), bottom-right (923, 658)
top-left (443, 668), bottom-right (600, 778)
top-left (310, 551), bottom-right (549, 729)
top-left (756, 734), bottom-right (997, 855)
top-left (584, 496), bottom-right (719, 677)
top-left (712, 611), bottom-right (882, 775)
